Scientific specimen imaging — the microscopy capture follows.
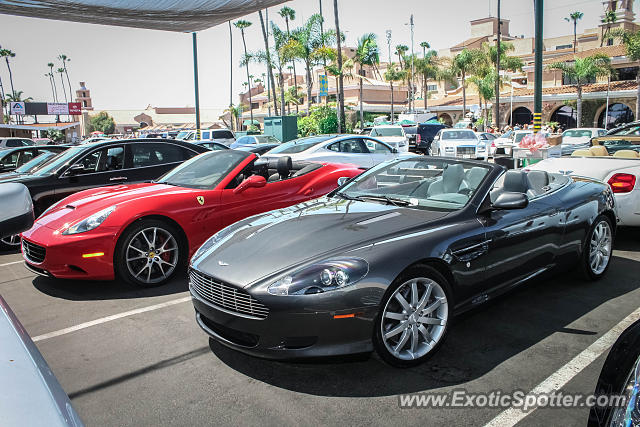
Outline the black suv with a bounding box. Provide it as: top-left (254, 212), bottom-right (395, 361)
top-left (414, 123), bottom-right (449, 154)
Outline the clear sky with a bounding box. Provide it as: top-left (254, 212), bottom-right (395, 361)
top-left (0, 0), bottom-right (625, 110)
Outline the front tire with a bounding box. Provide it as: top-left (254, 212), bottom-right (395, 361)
top-left (581, 215), bottom-right (614, 281)
top-left (115, 219), bottom-right (185, 287)
top-left (373, 266), bottom-right (452, 367)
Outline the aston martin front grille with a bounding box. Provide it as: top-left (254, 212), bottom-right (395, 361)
top-left (189, 269), bottom-right (269, 319)
top-left (22, 239), bottom-right (46, 264)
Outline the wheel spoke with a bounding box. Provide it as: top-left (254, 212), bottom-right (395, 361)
top-left (416, 283), bottom-right (432, 312)
top-left (126, 255), bottom-right (146, 262)
top-left (128, 246), bottom-right (146, 255)
top-left (146, 264), bottom-right (152, 282)
top-left (394, 293), bottom-right (411, 312)
top-left (393, 328), bottom-right (410, 353)
top-left (422, 297), bottom-right (444, 315)
top-left (419, 316), bottom-right (445, 326)
top-left (384, 311), bottom-right (405, 321)
top-left (134, 264), bottom-right (148, 278)
top-left (141, 230), bottom-right (152, 247)
top-left (152, 228), bottom-right (158, 249)
top-left (158, 258), bottom-right (176, 268)
top-left (156, 260), bottom-right (166, 277)
top-left (410, 324), bottom-right (419, 355)
top-left (410, 281), bottom-right (418, 307)
top-left (384, 322), bottom-right (407, 339)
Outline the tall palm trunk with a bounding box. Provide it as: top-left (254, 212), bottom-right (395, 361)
top-left (240, 29), bottom-right (254, 126)
top-left (636, 63), bottom-right (640, 122)
top-left (5, 58), bottom-right (15, 95)
top-left (359, 66), bottom-right (364, 126)
top-left (229, 21), bottom-right (233, 108)
top-left (63, 63), bottom-right (72, 101)
top-left (49, 64), bottom-right (58, 102)
top-left (284, 18), bottom-right (299, 114)
top-left (334, 0), bottom-right (345, 132)
top-left (49, 75), bottom-right (56, 101)
top-left (258, 10), bottom-right (279, 116)
top-left (305, 61), bottom-right (313, 115)
top-left (279, 73), bottom-right (286, 117)
top-left (390, 82), bottom-right (394, 124)
top-left (59, 74), bottom-right (68, 103)
top-left (573, 21), bottom-right (577, 53)
top-left (576, 83), bottom-right (583, 127)
top-left (423, 74), bottom-right (428, 110)
top-left (461, 71), bottom-right (467, 118)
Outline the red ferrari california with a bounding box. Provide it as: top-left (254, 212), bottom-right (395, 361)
top-left (21, 150), bottom-right (362, 286)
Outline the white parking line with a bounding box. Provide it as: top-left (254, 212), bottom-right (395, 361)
top-left (0, 260), bottom-right (24, 267)
top-left (32, 296), bottom-right (192, 342)
top-left (485, 306), bottom-right (640, 427)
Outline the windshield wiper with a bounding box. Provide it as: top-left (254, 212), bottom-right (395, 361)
top-left (355, 194), bottom-right (410, 207)
top-left (334, 191), bottom-right (359, 201)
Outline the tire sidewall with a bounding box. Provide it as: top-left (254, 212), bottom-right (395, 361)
top-left (582, 215), bottom-right (614, 281)
top-left (115, 219), bottom-right (186, 287)
top-left (373, 265), bottom-right (453, 368)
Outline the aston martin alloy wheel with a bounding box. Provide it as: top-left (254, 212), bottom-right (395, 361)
top-left (582, 215), bottom-right (614, 280)
top-left (375, 266), bottom-right (451, 367)
top-left (0, 234), bottom-right (21, 250)
top-left (116, 219), bottom-right (184, 287)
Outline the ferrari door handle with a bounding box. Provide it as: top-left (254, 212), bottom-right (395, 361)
top-left (110, 176), bottom-right (127, 181)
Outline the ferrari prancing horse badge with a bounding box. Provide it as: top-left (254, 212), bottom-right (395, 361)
top-left (197, 196), bottom-right (205, 205)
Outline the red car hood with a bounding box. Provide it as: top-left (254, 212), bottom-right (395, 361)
top-left (36, 183), bottom-right (192, 230)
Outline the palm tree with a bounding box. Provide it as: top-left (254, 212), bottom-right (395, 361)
top-left (223, 104), bottom-right (241, 131)
top-left (564, 12), bottom-right (584, 53)
top-left (228, 21), bottom-right (233, 109)
top-left (47, 62), bottom-right (58, 101)
top-left (278, 6), bottom-right (299, 112)
top-left (4, 90), bottom-right (33, 103)
top-left (354, 33), bottom-right (379, 126)
top-left (258, 10), bottom-right (279, 116)
top-left (486, 41), bottom-right (524, 129)
top-left (287, 14), bottom-right (324, 114)
top-left (420, 41), bottom-right (430, 58)
top-left (601, 10), bottom-right (617, 47)
top-left (395, 45), bottom-right (409, 69)
top-left (0, 49), bottom-right (16, 95)
top-left (414, 49), bottom-right (448, 110)
top-left (468, 71), bottom-right (495, 130)
top-left (58, 54), bottom-right (73, 101)
top-left (271, 22), bottom-right (289, 113)
top-left (333, 0), bottom-right (345, 132)
top-left (384, 63), bottom-right (406, 125)
top-left (548, 54), bottom-right (612, 126)
top-left (609, 29), bottom-right (640, 119)
top-left (451, 48), bottom-right (476, 118)
top-left (234, 19), bottom-right (254, 126)
top-left (44, 73), bottom-right (55, 101)
top-left (57, 68), bottom-right (68, 103)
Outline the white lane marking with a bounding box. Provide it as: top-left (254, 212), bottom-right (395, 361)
top-left (32, 296), bottom-right (192, 342)
top-left (485, 306), bottom-right (640, 427)
top-left (0, 260), bottom-right (24, 267)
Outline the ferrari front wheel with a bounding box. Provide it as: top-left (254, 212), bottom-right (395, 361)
top-left (374, 266), bottom-right (451, 367)
top-left (115, 219), bottom-right (184, 287)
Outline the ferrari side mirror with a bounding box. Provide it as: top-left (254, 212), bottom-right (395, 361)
top-left (234, 175), bottom-right (267, 194)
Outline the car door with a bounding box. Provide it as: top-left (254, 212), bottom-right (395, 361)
top-left (364, 138), bottom-right (396, 166)
top-left (55, 144), bottom-right (126, 201)
top-left (127, 142), bottom-right (192, 182)
top-left (322, 138), bottom-right (372, 167)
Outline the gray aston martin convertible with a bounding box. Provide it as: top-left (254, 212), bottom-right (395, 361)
top-left (189, 157), bottom-right (617, 367)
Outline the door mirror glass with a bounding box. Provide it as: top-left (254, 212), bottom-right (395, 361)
top-left (233, 174), bottom-right (267, 194)
top-left (491, 192), bottom-right (529, 210)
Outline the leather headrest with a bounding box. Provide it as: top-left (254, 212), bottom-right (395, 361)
top-left (503, 170), bottom-right (528, 193)
top-left (277, 156), bottom-right (292, 175)
top-left (526, 170), bottom-right (549, 190)
top-left (442, 163), bottom-right (465, 193)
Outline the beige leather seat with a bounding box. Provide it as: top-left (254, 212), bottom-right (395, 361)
top-left (571, 149), bottom-right (592, 157)
top-left (612, 149), bottom-right (640, 159)
top-left (589, 145), bottom-right (609, 156)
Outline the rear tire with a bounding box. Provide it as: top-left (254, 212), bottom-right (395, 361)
top-left (580, 215), bottom-right (614, 281)
top-left (115, 219), bottom-right (186, 287)
top-left (373, 265), bottom-right (452, 368)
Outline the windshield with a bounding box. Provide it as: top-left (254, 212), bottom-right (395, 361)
top-left (563, 129), bottom-right (593, 138)
top-left (514, 132), bottom-right (532, 143)
top-left (337, 157), bottom-right (491, 211)
top-left (176, 131), bottom-right (190, 140)
top-left (442, 130), bottom-right (476, 140)
top-left (156, 150), bottom-right (248, 189)
top-left (267, 135), bottom-right (335, 154)
top-left (14, 151), bottom-right (59, 174)
top-left (31, 146), bottom-right (87, 175)
top-left (370, 127), bottom-right (404, 137)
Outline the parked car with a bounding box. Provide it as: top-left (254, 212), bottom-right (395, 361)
top-left (359, 127), bottom-right (372, 136)
top-left (0, 139), bottom-right (207, 250)
top-left (0, 137), bottom-right (34, 148)
top-left (432, 129), bottom-right (488, 159)
top-left (491, 130), bottom-right (514, 156)
top-left (591, 122), bottom-right (640, 155)
top-left (230, 135), bottom-right (281, 149)
top-left (189, 157), bottom-right (616, 366)
top-left (179, 129), bottom-right (236, 146)
top-left (32, 138), bottom-right (53, 145)
top-left (262, 134), bottom-right (411, 169)
top-left (369, 125), bottom-right (409, 152)
top-left (0, 150), bottom-right (66, 179)
top-left (0, 145), bottom-right (68, 173)
top-left (22, 150), bottom-right (362, 286)
top-left (414, 122), bottom-right (448, 154)
top-left (477, 132), bottom-right (498, 157)
top-left (81, 137), bottom-right (110, 145)
top-left (560, 128), bottom-right (607, 156)
top-left (193, 141), bottom-right (280, 156)
top-left (531, 153), bottom-right (640, 226)
top-left (403, 125), bottom-right (418, 149)
top-left (589, 318), bottom-right (640, 426)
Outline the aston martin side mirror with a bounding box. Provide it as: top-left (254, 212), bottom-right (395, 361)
top-left (337, 177), bottom-right (349, 187)
top-left (234, 175), bottom-right (267, 194)
top-left (491, 192), bottom-right (529, 210)
top-left (0, 183), bottom-right (34, 238)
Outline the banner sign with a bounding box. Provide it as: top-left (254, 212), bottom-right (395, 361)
top-left (25, 103), bottom-right (49, 115)
top-left (68, 102), bottom-right (82, 115)
top-left (47, 102), bottom-right (69, 115)
top-left (318, 74), bottom-right (328, 97)
top-left (10, 102), bottom-right (25, 115)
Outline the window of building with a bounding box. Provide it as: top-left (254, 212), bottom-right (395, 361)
top-left (427, 84), bottom-right (438, 92)
top-left (555, 44), bottom-right (572, 50)
top-left (82, 100), bottom-right (87, 107)
top-left (612, 66), bottom-right (639, 81)
top-left (251, 103), bottom-right (259, 110)
top-left (563, 72), bottom-right (595, 85)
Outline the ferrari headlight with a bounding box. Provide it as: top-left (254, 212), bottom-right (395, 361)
top-left (62, 206), bottom-right (115, 235)
top-left (268, 257), bottom-right (369, 296)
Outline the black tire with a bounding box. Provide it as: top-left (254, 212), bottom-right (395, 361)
top-left (373, 265), bottom-right (453, 368)
top-left (0, 234), bottom-right (21, 251)
top-left (114, 219), bottom-right (186, 287)
top-left (588, 320), bottom-right (640, 426)
top-left (580, 215), bottom-right (614, 281)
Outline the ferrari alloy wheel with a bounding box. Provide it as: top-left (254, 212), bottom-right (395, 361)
top-left (0, 234), bottom-right (21, 250)
top-left (582, 215), bottom-right (614, 280)
top-left (116, 219), bottom-right (184, 287)
top-left (374, 266), bottom-right (451, 367)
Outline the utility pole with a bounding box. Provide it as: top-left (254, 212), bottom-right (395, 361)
top-left (228, 21), bottom-right (233, 109)
top-left (334, 0), bottom-right (344, 132)
top-left (192, 32), bottom-right (201, 140)
top-left (533, 0), bottom-right (543, 133)
top-left (386, 30), bottom-right (392, 64)
top-left (495, 0), bottom-right (501, 131)
top-left (410, 14), bottom-right (415, 112)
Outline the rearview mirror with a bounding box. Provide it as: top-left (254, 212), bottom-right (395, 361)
top-left (337, 177), bottom-right (349, 187)
top-left (233, 175), bottom-right (267, 194)
top-left (0, 183), bottom-right (34, 238)
top-left (491, 192), bottom-right (528, 210)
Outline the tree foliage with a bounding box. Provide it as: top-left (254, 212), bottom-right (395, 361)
top-left (89, 111), bottom-right (116, 134)
top-left (297, 105), bottom-right (338, 136)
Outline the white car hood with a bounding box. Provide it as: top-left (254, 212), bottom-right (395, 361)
top-left (530, 157), bottom-right (640, 182)
top-left (375, 136), bottom-right (406, 143)
top-left (562, 136), bottom-right (591, 145)
top-left (442, 139), bottom-right (479, 147)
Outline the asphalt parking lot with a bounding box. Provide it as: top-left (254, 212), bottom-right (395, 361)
top-left (2, 228), bottom-right (640, 426)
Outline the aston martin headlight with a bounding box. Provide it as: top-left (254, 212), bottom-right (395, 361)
top-left (268, 257), bottom-right (369, 296)
top-left (62, 206), bottom-right (115, 235)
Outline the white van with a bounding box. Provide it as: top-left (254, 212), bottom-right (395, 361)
top-left (178, 129), bottom-right (236, 146)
